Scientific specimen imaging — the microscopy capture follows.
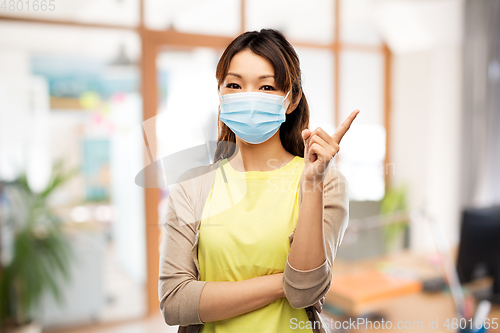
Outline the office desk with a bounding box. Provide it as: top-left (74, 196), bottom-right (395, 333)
top-left (322, 250), bottom-right (500, 333)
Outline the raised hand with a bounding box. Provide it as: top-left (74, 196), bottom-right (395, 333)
top-left (301, 110), bottom-right (360, 185)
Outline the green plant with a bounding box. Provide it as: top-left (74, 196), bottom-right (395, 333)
top-left (0, 159), bottom-right (80, 330)
top-left (380, 183), bottom-right (409, 253)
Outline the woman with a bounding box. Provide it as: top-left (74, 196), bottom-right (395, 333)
top-left (159, 29), bottom-right (358, 333)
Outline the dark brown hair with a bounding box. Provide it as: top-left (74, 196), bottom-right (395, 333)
top-left (213, 28), bottom-right (310, 163)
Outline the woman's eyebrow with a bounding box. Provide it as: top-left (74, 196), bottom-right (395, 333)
top-left (227, 72), bottom-right (242, 78)
top-left (258, 74), bottom-right (275, 79)
top-left (227, 72), bottom-right (275, 80)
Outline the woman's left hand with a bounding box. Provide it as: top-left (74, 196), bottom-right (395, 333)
top-left (301, 110), bottom-right (360, 185)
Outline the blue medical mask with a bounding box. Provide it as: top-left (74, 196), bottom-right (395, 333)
top-left (219, 90), bottom-right (291, 144)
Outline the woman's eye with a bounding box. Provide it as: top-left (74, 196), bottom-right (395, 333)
top-left (261, 85), bottom-right (276, 91)
top-left (226, 83), bottom-right (240, 89)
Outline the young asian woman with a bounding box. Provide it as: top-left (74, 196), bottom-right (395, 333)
top-left (159, 28), bottom-right (359, 333)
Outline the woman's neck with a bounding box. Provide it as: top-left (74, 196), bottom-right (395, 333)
top-left (227, 129), bottom-right (295, 172)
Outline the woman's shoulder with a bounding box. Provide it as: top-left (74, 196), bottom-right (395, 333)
top-left (175, 162), bottom-right (218, 185)
top-left (169, 161), bottom-right (220, 202)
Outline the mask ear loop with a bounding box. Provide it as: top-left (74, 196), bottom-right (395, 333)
top-left (282, 89), bottom-right (292, 114)
top-left (283, 89), bottom-right (292, 103)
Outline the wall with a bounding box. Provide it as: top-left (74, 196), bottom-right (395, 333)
top-left (385, 0), bottom-right (464, 251)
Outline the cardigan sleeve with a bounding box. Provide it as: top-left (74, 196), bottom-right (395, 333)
top-left (158, 180), bottom-right (208, 326)
top-left (282, 165), bottom-right (349, 309)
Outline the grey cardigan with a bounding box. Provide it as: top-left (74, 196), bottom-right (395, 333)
top-left (158, 158), bottom-right (349, 333)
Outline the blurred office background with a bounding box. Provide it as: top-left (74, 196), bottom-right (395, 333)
top-left (0, 0), bottom-right (499, 332)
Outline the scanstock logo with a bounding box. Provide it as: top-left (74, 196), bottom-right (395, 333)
top-left (124, 110), bottom-right (232, 189)
top-left (125, 113), bottom-right (247, 223)
top-left (124, 115), bottom-right (245, 224)
top-left (135, 139), bottom-right (238, 188)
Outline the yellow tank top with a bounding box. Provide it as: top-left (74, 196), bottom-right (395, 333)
top-left (198, 155), bottom-right (313, 333)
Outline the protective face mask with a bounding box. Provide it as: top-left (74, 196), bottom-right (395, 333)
top-left (219, 90), bottom-right (291, 144)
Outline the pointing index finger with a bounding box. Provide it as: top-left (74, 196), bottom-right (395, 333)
top-left (332, 110), bottom-right (360, 144)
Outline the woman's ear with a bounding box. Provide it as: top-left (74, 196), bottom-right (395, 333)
top-left (286, 90), bottom-right (302, 115)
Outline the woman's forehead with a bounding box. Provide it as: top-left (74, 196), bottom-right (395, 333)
top-left (227, 50), bottom-right (275, 77)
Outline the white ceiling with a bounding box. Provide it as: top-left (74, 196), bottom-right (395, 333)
top-left (0, 0), bottom-right (464, 59)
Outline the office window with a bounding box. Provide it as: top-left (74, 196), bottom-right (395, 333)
top-left (295, 47), bottom-right (336, 134)
top-left (0, 21), bottom-right (147, 325)
top-left (155, 48), bottom-right (220, 169)
top-left (338, 51), bottom-right (385, 201)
